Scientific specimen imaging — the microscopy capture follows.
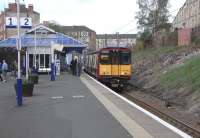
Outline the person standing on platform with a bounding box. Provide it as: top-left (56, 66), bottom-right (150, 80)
top-left (0, 62), bottom-right (3, 82)
top-left (70, 59), bottom-right (74, 75)
top-left (2, 60), bottom-right (8, 82)
top-left (73, 58), bottom-right (77, 76)
top-left (77, 58), bottom-right (82, 77)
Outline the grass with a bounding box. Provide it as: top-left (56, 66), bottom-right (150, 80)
top-left (160, 56), bottom-right (200, 91)
top-left (132, 46), bottom-right (181, 62)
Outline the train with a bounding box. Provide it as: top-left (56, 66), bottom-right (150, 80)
top-left (84, 47), bottom-right (132, 90)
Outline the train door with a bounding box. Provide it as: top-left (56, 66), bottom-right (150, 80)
top-left (110, 50), bottom-right (120, 76)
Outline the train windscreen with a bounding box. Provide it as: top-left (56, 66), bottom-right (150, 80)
top-left (120, 51), bottom-right (131, 65)
top-left (100, 51), bottom-right (110, 64)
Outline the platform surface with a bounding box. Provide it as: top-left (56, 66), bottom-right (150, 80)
top-left (0, 73), bottom-right (189, 138)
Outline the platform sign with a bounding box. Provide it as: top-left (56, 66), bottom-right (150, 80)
top-left (6, 17), bottom-right (17, 28)
top-left (20, 17), bottom-right (32, 28)
top-left (6, 17), bottom-right (32, 28)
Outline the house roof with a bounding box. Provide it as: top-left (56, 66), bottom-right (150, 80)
top-left (96, 34), bottom-right (137, 39)
top-left (61, 26), bottom-right (95, 32)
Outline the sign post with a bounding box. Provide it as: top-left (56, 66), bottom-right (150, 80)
top-left (16, 0), bottom-right (22, 106)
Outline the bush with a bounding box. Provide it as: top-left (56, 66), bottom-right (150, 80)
top-left (29, 74), bottom-right (39, 84)
top-left (14, 79), bottom-right (34, 97)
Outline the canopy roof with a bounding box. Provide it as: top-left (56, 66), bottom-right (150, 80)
top-left (0, 24), bottom-right (86, 53)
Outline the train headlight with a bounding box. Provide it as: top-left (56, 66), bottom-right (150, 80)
top-left (103, 72), bottom-right (108, 75)
top-left (121, 72), bottom-right (127, 75)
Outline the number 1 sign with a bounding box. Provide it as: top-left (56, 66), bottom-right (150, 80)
top-left (6, 17), bottom-right (32, 28)
top-left (6, 17), bottom-right (17, 28)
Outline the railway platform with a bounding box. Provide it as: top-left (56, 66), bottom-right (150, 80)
top-left (0, 73), bottom-right (191, 138)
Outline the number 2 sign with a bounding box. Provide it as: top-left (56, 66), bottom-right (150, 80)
top-left (6, 17), bottom-right (32, 28)
top-left (20, 17), bottom-right (32, 28)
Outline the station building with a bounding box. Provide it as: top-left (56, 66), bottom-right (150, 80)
top-left (0, 24), bottom-right (86, 73)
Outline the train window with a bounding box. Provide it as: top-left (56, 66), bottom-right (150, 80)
top-left (100, 51), bottom-right (110, 64)
top-left (120, 51), bottom-right (131, 64)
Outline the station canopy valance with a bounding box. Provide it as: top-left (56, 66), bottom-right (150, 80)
top-left (0, 24), bottom-right (86, 53)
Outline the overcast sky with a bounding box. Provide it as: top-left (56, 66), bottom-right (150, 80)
top-left (1, 0), bottom-right (186, 34)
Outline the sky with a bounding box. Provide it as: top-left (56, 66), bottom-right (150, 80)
top-left (1, 0), bottom-right (186, 34)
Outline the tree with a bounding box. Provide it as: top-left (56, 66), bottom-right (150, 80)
top-left (154, 0), bottom-right (170, 31)
top-left (47, 23), bottom-right (65, 34)
top-left (135, 0), bottom-right (150, 31)
top-left (136, 0), bottom-right (170, 33)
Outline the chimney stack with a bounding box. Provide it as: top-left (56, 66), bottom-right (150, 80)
top-left (8, 3), bottom-right (17, 12)
top-left (28, 4), bottom-right (33, 13)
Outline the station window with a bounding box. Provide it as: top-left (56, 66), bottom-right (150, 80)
top-left (45, 54), bottom-right (50, 68)
top-left (40, 54), bottom-right (44, 68)
top-left (29, 54), bottom-right (33, 68)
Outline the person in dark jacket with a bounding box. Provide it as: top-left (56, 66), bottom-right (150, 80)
top-left (0, 62), bottom-right (3, 81)
top-left (70, 60), bottom-right (74, 75)
top-left (73, 59), bottom-right (77, 76)
top-left (77, 59), bottom-right (82, 77)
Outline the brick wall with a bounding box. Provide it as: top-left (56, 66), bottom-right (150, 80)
top-left (0, 12), bottom-right (5, 40)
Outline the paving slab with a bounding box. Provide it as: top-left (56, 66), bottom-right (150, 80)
top-left (0, 74), bottom-right (131, 138)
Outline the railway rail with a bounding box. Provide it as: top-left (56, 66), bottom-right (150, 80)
top-left (121, 85), bottom-right (200, 138)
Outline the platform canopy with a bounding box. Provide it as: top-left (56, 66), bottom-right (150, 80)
top-left (0, 24), bottom-right (86, 53)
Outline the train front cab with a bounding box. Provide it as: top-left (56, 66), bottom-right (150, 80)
top-left (98, 48), bottom-right (132, 89)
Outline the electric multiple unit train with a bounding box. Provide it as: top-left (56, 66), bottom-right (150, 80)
top-left (84, 47), bottom-right (132, 90)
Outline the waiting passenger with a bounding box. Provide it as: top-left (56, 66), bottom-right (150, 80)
top-left (77, 59), bottom-right (82, 77)
top-left (0, 62), bottom-right (3, 82)
top-left (2, 60), bottom-right (8, 82)
top-left (73, 59), bottom-right (77, 76)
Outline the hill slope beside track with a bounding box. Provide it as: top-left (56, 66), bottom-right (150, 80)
top-left (130, 46), bottom-right (200, 119)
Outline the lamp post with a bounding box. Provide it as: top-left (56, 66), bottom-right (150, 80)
top-left (26, 50), bottom-right (28, 80)
top-left (34, 29), bottom-right (36, 69)
top-left (16, 0), bottom-right (22, 106)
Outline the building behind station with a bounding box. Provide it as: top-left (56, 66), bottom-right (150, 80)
top-left (0, 3), bottom-right (40, 40)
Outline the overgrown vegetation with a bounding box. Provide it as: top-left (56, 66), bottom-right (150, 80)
top-left (160, 56), bottom-right (200, 91)
top-left (131, 46), bottom-right (200, 116)
top-left (47, 23), bottom-right (65, 34)
top-left (132, 46), bottom-right (180, 61)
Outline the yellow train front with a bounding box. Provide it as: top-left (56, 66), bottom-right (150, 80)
top-left (85, 47), bottom-right (132, 90)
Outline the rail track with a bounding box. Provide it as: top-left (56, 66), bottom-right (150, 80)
top-left (121, 84), bottom-right (200, 138)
